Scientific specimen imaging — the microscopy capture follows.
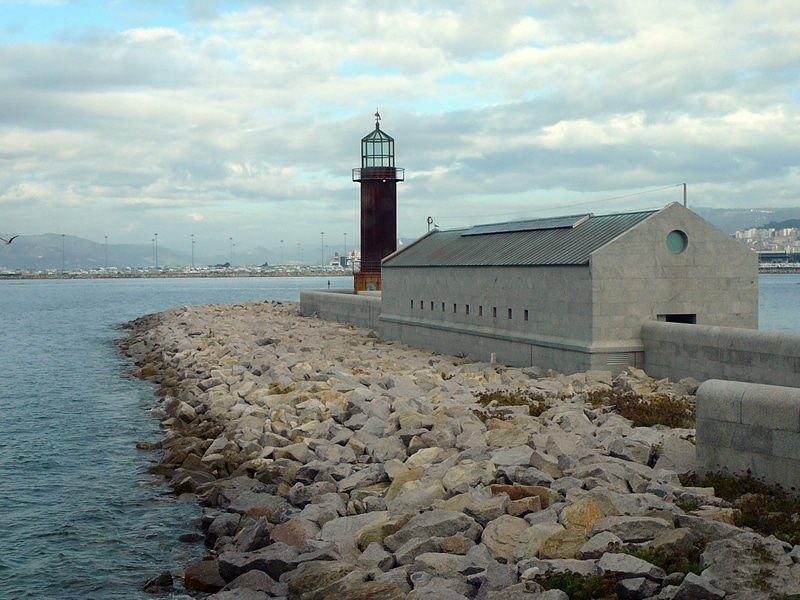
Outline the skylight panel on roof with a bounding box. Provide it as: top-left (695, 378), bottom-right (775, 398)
top-left (461, 214), bottom-right (592, 237)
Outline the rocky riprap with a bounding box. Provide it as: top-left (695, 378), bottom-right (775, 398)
top-left (120, 300), bottom-right (800, 600)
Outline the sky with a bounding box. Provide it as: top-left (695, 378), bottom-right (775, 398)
top-left (1, 0), bottom-right (799, 260)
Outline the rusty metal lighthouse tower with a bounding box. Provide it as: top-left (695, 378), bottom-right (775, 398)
top-left (352, 110), bottom-right (404, 291)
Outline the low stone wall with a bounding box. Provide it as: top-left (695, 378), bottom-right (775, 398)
top-left (300, 289), bottom-right (382, 331)
top-left (303, 296), bottom-right (800, 388)
top-left (379, 313), bottom-right (645, 375)
top-left (642, 321), bottom-right (800, 388)
top-left (696, 379), bottom-right (800, 490)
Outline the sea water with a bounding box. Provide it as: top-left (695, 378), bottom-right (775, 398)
top-left (0, 274), bottom-right (795, 599)
top-left (758, 272), bottom-right (800, 332)
top-left (0, 276), bottom-right (351, 600)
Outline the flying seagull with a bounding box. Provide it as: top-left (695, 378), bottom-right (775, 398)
top-left (1, 235), bottom-right (19, 245)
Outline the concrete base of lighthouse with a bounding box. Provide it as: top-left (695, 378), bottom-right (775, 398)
top-left (354, 271), bottom-right (382, 292)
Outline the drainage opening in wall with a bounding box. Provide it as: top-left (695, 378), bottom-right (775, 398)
top-left (658, 313), bottom-right (697, 324)
top-left (606, 353), bottom-right (631, 366)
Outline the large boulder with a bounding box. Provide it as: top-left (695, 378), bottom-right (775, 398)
top-left (384, 510), bottom-right (481, 553)
top-left (184, 558), bottom-right (226, 593)
top-left (282, 560), bottom-right (359, 600)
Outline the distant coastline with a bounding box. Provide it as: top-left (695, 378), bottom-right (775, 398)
top-left (0, 267), bottom-right (353, 280)
top-left (757, 264), bottom-right (800, 274)
top-left (1, 264), bottom-right (798, 279)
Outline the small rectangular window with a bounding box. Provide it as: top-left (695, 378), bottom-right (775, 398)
top-left (466, 304), bottom-right (470, 315)
top-left (410, 299), bottom-right (413, 308)
top-left (430, 301), bottom-right (434, 310)
top-left (492, 307), bottom-right (497, 318)
top-left (453, 303), bottom-right (457, 313)
top-left (658, 313), bottom-right (697, 324)
top-left (524, 309), bottom-right (529, 322)
top-left (508, 308), bottom-right (513, 319)
top-left (479, 305), bottom-right (483, 316)
top-left (442, 302), bottom-right (445, 312)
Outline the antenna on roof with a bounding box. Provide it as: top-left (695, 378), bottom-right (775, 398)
top-left (374, 108), bottom-right (381, 129)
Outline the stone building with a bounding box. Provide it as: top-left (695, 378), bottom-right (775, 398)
top-left (378, 202), bottom-right (758, 374)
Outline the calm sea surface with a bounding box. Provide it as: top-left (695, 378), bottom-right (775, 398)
top-left (757, 273), bottom-right (800, 332)
top-left (0, 276), bottom-right (352, 600)
top-left (0, 273), bottom-right (796, 599)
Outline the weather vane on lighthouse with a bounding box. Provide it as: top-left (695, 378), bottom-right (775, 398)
top-left (374, 108), bottom-right (381, 128)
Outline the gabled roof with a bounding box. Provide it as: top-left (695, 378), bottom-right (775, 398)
top-left (383, 208), bottom-right (658, 267)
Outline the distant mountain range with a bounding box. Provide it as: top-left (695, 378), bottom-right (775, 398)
top-left (692, 206), bottom-right (800, 234)
top-left (2, 207), bottom-right (799, 270)
top-left (0, 234), bottom-right (281, 271)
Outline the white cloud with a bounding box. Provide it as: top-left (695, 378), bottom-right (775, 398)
top-left (0, 0), bottom-right (797, 256)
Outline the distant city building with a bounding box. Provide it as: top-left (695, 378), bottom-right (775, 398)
top-left (735, 226), bottom-right (800, 256)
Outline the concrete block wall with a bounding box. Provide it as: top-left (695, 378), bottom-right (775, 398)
top-left (299, 289), bottom-right (382, 331)
top-left (381, 265), bottom-right (594, 344)
top-left (378, 314), bottom-right (605, 374)
top-left (696, 379), bottom-right (800, 490)
top-left (642, 321), bottom-right (800, 388)
top-left (590, 203), bottom-right (759, 339)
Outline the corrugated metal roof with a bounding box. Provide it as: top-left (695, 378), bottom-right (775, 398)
top-left (462, 214), bottom-right (591, 236)
top-left (383, 209), bottom-right (658, 267)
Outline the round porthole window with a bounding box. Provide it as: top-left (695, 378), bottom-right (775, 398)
top-left (666, 230), bottom-right (688, 254)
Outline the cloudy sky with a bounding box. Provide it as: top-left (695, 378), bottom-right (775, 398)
top-left (1, 0), bottom-right (798, 260)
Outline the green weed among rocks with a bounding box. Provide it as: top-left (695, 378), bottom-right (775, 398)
top-left (587, 388), bottom-right (695, 428)
top-left (675, 496), bottom-right (701, 513)
top-left (625, 545), bottom-right (705, 576)
top-left (537, 573), bottom-right (619, 600)
top-left (540, 546), bottom-right (704, 598)
top-left (680, 471), bottom-right (800, 545)
top-left (472, 388), bottom-right (549, 422)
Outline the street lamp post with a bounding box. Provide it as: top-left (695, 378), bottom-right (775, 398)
top-left (191, 234), bottom-right (195, 269)
top-left (280, 240), bottom-right (284, 265)
top-left (343, 232), bottom-right (347, 266)
top-left (154, 233), bottom-right (158, 269)
top-left (320, 231), bottom-right (325, 266)
top-left (297, 243), bottom-right (301, 265)
top-left (62, 234), bottom-right (65, 274)
top-left (229, 237), bottom-right (233, 267)
top-left (104, 235), bottom-right (108, 269)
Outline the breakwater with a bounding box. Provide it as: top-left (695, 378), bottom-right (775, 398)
top-left (121, 301), bottom-right (800, 599)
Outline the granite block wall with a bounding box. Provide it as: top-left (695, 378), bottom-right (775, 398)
top-left (643, 321), bottom-right (800, 387)
top-left (300, 290), bottom-right (382, 331)
top-left (696, 379), bottom-right (800, 490)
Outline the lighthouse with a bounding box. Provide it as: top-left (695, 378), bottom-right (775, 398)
top-left (352, 111), bottom-right (404, 291)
